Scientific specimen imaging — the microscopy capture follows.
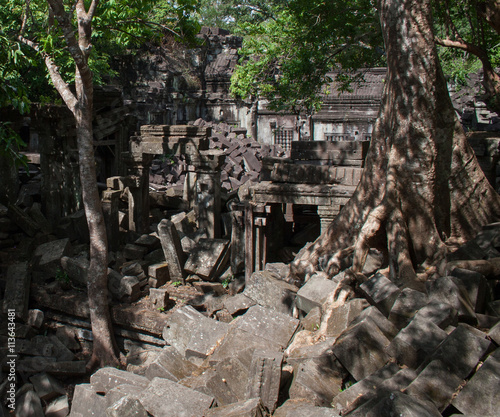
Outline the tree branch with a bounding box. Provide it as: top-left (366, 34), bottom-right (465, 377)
top-left (18, 35), bottom-right (78, 113)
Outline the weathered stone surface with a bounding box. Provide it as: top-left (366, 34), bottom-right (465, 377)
top-left (295, 274), bottom-right (340, 314)
top-left (488, 320), bottom-right (500, 345)
top-left (30, 372), bottom-right (65, 401)
top-left (2, 261), bottom-right (30, 320)
top-left (149, 288), bottom-right (169, 309)
top-left (223, 293), bottom-right (256, 315)
top-left (123, 243), bottom-right (148, 260)
top-left (60, 256), bottom-right (89, 285)
top-left (184, 238), bottom-right (230, 280)
top-left (246, 350), bottom-right (283, 412)
top-left (451, 349), bottom-right (500, 416)
top-left (148, 262), bottom-right (170, 288)
top-left (134, 233), bottom-right (161, 251)
top-left (204, 398), bottom-right (268, 417)
top-left (359, 273), bottom-right (401, 316)
top-left (413, 299), bottom-right (458, 329)
top-left (426, 275), bottom-right (477, 324)
top-left (405, 325), bottom-right (492, 411)
top-left (331, 318), bottom-right (391, 381)
top-left (162, 305), bottom-right (229, 364)
top-left (18, 335), bottom-right (75, 361)
top-left (157, 219), bottom-right (185, 283)
top-left (140, 377), bottom-right (214, 417)
top-left (264, 262), bottom-right (290, 279)
top-left (68, 384), bottom-right (107, 417)
top-left (349, 306), bottom-right (398, 340)
top-left (90, 367), bottom-right (150, 394)
top-left (243, 270), bottom-right (298, 315)
top-left (324, 298), bottom-right (369, 338)
top-left (346, 392), bottom-right (441, 417)
top-left (45, 395), bottom-right (70, 417)
top-left (301, 306), bottom-right (322, 332)
top-left (388, 288), bottom-right (428, 329)
top-left (17, 358), bottom-right (86, 376)
top-left (15, 390), bottom-right (44, 417)
top-left (387, 316), bottom-right (448, 368)
top-left (274, 400), bottom-right (340, 416)
top-left (449, 268), bottom-right (490, 313)
top-left (34, 238), bottom-right (71, 274)
top-left (8, 203), bottom-right (39, 236)
top-left (105, 384), bottom-right (144, 408)
top-left (144, 346), bottom-right (199, 382)
top-left (106, 396), bottom-right (149, 417)
top-left (332, 362), bottom-right (401, 414)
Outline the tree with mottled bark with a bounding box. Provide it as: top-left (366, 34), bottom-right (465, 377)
top-left (289, 0), bottom-right (500, 288)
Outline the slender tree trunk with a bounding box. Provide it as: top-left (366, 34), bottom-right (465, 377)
top-left (289, 0), bottom-right (500, 286)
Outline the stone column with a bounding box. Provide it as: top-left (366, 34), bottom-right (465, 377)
top-left (229, 202), bottom-right (246, 276)
top-left (317, 205), bottom-right (340, 234)
top-left (102, 189), bottom-right (121, 251)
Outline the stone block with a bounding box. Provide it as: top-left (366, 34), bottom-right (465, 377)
top-left (301, 306), bottom-right (322, 332)
top-left (105, 384), bottom-right (143, 408)
top-left (162, 305), bottom-right (229, 364)
top-left (15, 390), bottom-right (44, 417)
top-left (30, 372), bottom-right (66, 401)
top-left (18, 335), bottom-right (75, 361)
top-left (451, 349), bottom-right (500, 416)
top-left (149, 288), bottom-right (169, 310)
top-left (349, 306), bottom-right (398, 340)
top-left (106, 396), bottom-right (148, 417)
top-left (2, 261), bottom-right (30, 320)
top-left (413, 299), bottom-right (458, 329)
top-left (359, 273), bottom-right (401, 316)
top-left (388, 288), bottom-right (428, 329)
top-left (346, 392), bottom-right (441, 417)
top-left (331, 318), bottom-right (391, 381)
top-left (120, 261), bottom-right (144, 277)
top-left (204, 398), bottom-right (268, 417)
top-left (144, 346), bottom-right (199, 382)
top-left (17, 358), bottom-right (86, 376)
top-left (45, 395), bottom-right (70, 417)
top-left (449, 267), bottom-right (490, 313)
top-left (387, 316), bottom-right (448, 368)
top-left (27, 309), bottom-right (44, 329)
top-left (8, 203), bottom-right (39, 236)
top-left (488, 320), bottom-right (500, 344)
top-left (231, 305), bottom-right (300, 350)
top-left (192, 281), bottom-right (226, 296)
top-left (60, 256), bottom-right (89, 286)
top-left (295, 274), bottom-right (340, 314)
top-left (223, 293), bottom-right (256, 315)
top-left (123, 243), bottom-right (148, 260)
top-left (274, 400), bottom-right (340, 417)
top-left (68, 384), bottom-right (107, 417)
top-left (34, 238), bottom-right (71, 274)
top-left (140, 377), bottom-right (214, 417)
top-left (184, 238), bottom-right (230, 280)
top-left (405, 325), bottom-right (492, 411)
top-left (157, 219), bottom-right (185, 283)
top-left (134, 233), bottom-right (161, 251)
top-left (148, 262), bottom-right (170, 288)
top-left (324, 298), bottom-right (369, 339)
top-left (243, 270), bottom-right (298, 315)
top-left (246, 350), bottom-right (283, 412)
top-left (426, 275), bottom-right (477, 324)
top-left (90, 367), bottom-right (150, 394)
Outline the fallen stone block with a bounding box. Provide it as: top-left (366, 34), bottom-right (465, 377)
top-left (193, 281), bottom-right (226, 296)
top-left (324, 298), bottom-right (368, 339)
top-left (68, 384), bottom-right (107, 417)
top-left (60, 256), bottom-right (89, 286)
top-left (451, 348), bottom-right (500, 416)
top-left (223, 293), bottom-right (256, 315)
top-left (27, 309), bottom-right (44, 329)
top-left (162, 305), bottom-right (229, 364)
top-left (386, 316), bottom-right (448, 368)
top-left (184, 238), bottom-right (230, 280)
top-left (388, 287), bottom-right (428, 329)
top-left (123, 243), bottom-right (148, 260)
top-left (349, 306), bottom-right (398, 340)
top-left (426, 275), bottom-right (477, 324)
top-left (121, 261), bottom-right (144, 277)
top-left (405, 324), bottom-right (492, 411)
top-left (144, 346), bottom-right (199, 382)
top-left (295, 274), bottom-right (340, 314)
top-left (449, 267), bottom-right (490, 313)
top-left (2, 261), bottom-right (30, 320)
top-left (140, 377), bottom-right (214, 417)
top-left (149, 288), bottom-right (169, 310)
top-left (8, 203), bottom-right (40, 236)
top-left (18, 335), bottom-right (75, 361)
top-left (148, 262), bottom-right (170, 288)
top-left (246, 350), bottom-right (283, 413)
top-left (488, 320), bottom-right (500, 344)
top-left (105, 384), bottom-right (144, 408)
top-left (264, 262), bottom-right (290, 279)
top-left (346, 391), bottom-right (441, 417)
top-left (204, 398), bottom-right (268, 417)
top-left (15, 390), bottom-right (44, 417)
top-left (106, 396), bottom-right (148, 417)
top-left (243, 270), bottom-right (298, 315)
top-left (45, 395), bottom-right (70, 417)
top-left (413, 299), bottom-right (458, 329)
top-left (301, 306), bottom-right (322, 332)
top-left (359, 273), bottom-right (401, 316)
top-left (158, 219), bottom-right (185, 283)
top-left (331, 318), bottom-right (391, 381)
top-left (33, 238), bottom-right (71, 275)
top-left (274, 400), bottom-right (340, 416)
top-left (134, 233), bottom-right (161, 251)
top-left (29, 372), bottom-right (65, 401)
top-left (90, 367), bottom-right (150, 394)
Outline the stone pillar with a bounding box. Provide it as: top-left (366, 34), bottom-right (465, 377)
top-left (317, 205), bottom-right (339, 234)
top-left (102, 189), bottom-right (121, 251)
top-left (230, 202), bottom-right (246, 276)
top-left (190, 150), bottom-right (225, 239)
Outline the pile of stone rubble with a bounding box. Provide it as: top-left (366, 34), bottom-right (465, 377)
top-left (2, 204), bottom-right (500, 415)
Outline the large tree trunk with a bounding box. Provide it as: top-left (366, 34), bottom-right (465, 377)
top-left (289, 0), bottom-right (500, 286)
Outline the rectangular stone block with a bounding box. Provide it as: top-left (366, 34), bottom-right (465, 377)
top-left (68, 384), bottom-right (107, 417)
top-left (246, 350), bottom-right (283, 412)
top-left (388, 288), bottom-right (428, 329)
top-left (324, 298), bottom-right (369, 339)
top-left (90, 367), bottom-right (150, 394)
top-left (2, 261), bottom-right (30, 320)
top-left (184, 238), bottom-right (230, 280)
top-left (204, 398), bottom-right (268, 417)
top-left (34, 238), bottom-right (71, 274)
top-left (359, 273), bottom-right (401, 317)
top-left (144, 346), bottom-right (199, 382)
top-left (295, 274), bottom-right (340, 314)
top-left (157, 219), bottom-right (185, 283)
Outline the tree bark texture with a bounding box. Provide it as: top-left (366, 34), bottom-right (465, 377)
top-left (289, 0), bottom-right (500, 286)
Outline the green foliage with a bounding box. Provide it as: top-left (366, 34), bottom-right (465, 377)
top-left (172, 280), bottom-right (182, 287)
top-left (230, 0), bottom-right (383, 114)
top-left (221, 275), bottom-right (233, 289)
top-left (55, 268), bottom-right (70, 284)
